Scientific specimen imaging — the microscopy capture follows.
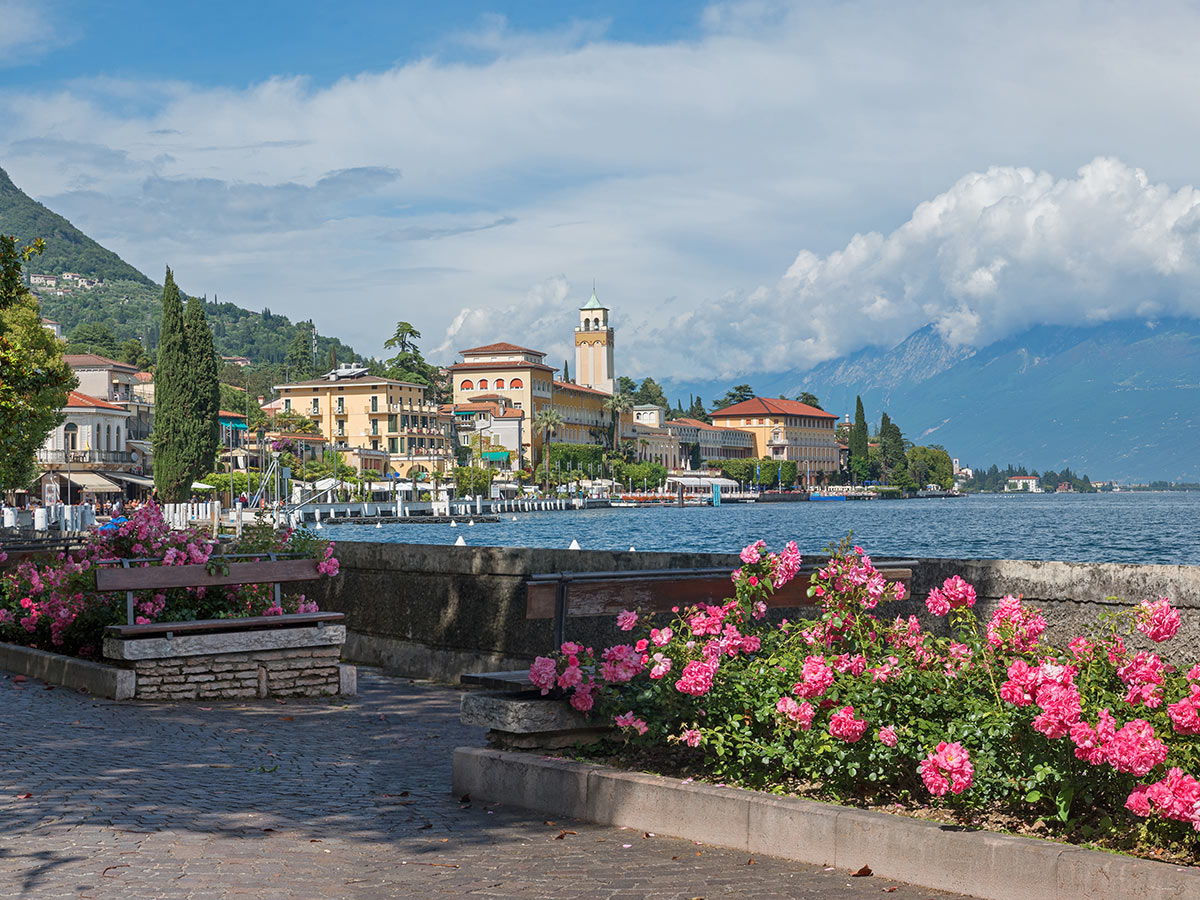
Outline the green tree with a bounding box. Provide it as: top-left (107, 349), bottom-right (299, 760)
top-left (906, 445), bottom-right (955, 490)
top-left (634, 377), bottom-right (669, 407)
top-left (382, 320), bottom-right (444, 402)
top-left (797, 391), bottom-right (822, 409)
top-left (117, 337), bottom-right (151, 369)
top-left (617, 375), bottom-right (638, 395)
top-left (712, 384), bottom-right (755, 411)
top-left (603, 392), bottom-right (634, 451)
top-left (285, 321), bottom-right (316, 379)
top-left (185, 295), bottom-right (220, 480)
top-left (532, 407), bottom-right (563, 493)
top-left (65, 321), bottom-right (118, 357)
top-left (453, 465), bottom-right (494, 497)
top-left (0, 236), bottom-right (76, 491)
top-left (152, 268), bottom-right (192, 501)
top-left (848, 395), bottom-right (869, 483)
top-left (563, 359), bottom-right (570, 382)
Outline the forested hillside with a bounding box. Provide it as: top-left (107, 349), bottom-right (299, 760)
top-left (0, 164), bottom-right (360, 366)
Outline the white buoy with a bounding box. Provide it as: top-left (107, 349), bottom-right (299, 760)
top-left (376, 521), bottom-right (382, 528)
top-left (315, 521), bottom-right (323, 530)
top-left (468, 519), bottom-right (475, 526)
top-left (568, 538), bottom-right (581, 550)
top-left (512, 516), bottom-right (517, 521)
top-left (454, 535), bottom-right (466, 546)
top-left (629, 546), bottom-right (636, 552)
top-left (449, 519), bottom-right (457, 527)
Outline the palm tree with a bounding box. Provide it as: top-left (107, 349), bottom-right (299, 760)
top-left (532, 407), bottom-right (563, 494)
top-left (603, 392), bottom-right (634, 452)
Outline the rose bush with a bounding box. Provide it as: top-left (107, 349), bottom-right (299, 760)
top-left (0, 503), bottom-right (336, 658)
top-left (530, 537), bottom-right (1200, 856)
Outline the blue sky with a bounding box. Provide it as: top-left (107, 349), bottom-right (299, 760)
top-left (6, 1), bottom-right (1200, 381)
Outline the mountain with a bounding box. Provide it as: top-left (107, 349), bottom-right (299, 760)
top-left (0, 164), bottom-right (359, 367)
top-left (788, 319), bottom-right (1200, 483)
top-left (0, 166), bottom-right (152, 285)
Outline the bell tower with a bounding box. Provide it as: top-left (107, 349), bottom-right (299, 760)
top-left (574, 288), bottom-right (614, 394)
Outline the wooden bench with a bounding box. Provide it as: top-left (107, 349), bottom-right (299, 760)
top-left (94, 554), bottom-right (322, 626)
top-left (104, 611), bottom-right (344, 640)
top-left (461, 560), bottom-right (916, 690)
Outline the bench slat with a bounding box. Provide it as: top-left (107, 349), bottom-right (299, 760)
top-left (105, 611), bottom-right (344, 638)
top-left (95, 558), bottom-right (321, 592)
top-left (525, 567), bottom-right (913, 619)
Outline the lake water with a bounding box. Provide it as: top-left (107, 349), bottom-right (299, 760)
top-left (319, 492), bottom-right (1200, 565)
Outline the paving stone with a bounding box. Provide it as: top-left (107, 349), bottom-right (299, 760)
top-left (0, 666), bottom-right (974, 900)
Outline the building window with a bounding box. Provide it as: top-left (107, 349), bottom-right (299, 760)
top-left (495, 378), bottom-right (505, 389)
top-left (371, 419), bottom-right (379, 436)
top-left (389, 437), bottom-right (398, 453)
top-left (313, 399), bottom-right (320, 414)
top-left (478, 379), bottom-right (489, 390)
top-left (336, 397), bottom-right (344, 414)
top-left (284, 398), bottom-right (291, 412)
top-left (371, 396), bottom-right (378, 413)
top-left (388, 414), bottom-right (397, 432)
top-left (461, 379), bottom-right (474, 390)
top-left (64, 422), bottom-right (77, 450)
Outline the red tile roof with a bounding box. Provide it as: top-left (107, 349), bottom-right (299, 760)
top-left (218, 410), bottom-right (247, 419)
top-left (63, 354), bottom-right (138, 372)
top-left (448, 360), bottom-right (554, 372)
top-left (460, 341), bottom-right (545, 356)
top-left (710, 397), bottom-right (836, 419)
top-left (553, 380), bottom-right (611, 397)
top-left (65, 391), bottom-right (126, 411)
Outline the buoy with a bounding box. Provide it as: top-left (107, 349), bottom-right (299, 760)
top-left (376, 521), bottom-right (382, 528)
top-left (454, 535), bottom-right (466, 546)
top-left (629, 546), bottom-right (636, 552)
top-left (512, 516), bottom-right (517, 521)
top-left (450, 520), bottom-right (457, 527)
top-left (468, 519), bottom-right (475, 526)
top-left (315, 521), bottom-right (323, 530)
top-left (568, 538), bottom-right (581, 550)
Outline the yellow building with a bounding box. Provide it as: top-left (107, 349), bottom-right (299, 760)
top-left (574, 290), bottom-right (615, 394)
top-left (710, 397), bottom-right (839, 485)
top-left (274, 364), bottom-right (454, 478)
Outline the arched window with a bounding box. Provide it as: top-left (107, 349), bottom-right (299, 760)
top-left (494, 378), bottom-right (505, 389)
top-left (94, 424), bottom-right (100, 449)
top-left (592, 317), bottom-right (600, 330)
top-left (478, 379), bottom-right (489, 390)
top-left (115, 425), bottom-right (121, 447)
top-left (106, 424), bottom-right (112, 450)
top-left (63, 423), bottom-right (78, 451)
top-left (510, 377), bottom-right (523, 389)
top-left (460, 379), bottom-right (474, 391)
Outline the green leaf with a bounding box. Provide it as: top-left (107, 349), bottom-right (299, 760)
top-left (1024, 789), bottom-right (1042, 803)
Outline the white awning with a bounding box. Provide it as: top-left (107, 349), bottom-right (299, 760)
top-left (107, 472), bottom-right (155, 488)
top-left (63, 472), bottom-right (122, 493)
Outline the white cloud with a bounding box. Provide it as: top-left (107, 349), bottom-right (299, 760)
top-left (0, 1), bottom-right (69, 65)
top-left (6, 2), bottom-right (1200, 379)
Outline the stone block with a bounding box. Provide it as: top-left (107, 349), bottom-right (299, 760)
top-left (587, 769), bottom-right (750, 849)
top-left (451, 748), bottom-right (595, 821)
top-left (747, 795), bottom-right (840, 867)
top-left (461, 691), bottom-right (594, 733)
top-left (338, 664), bottom-right (357, 696)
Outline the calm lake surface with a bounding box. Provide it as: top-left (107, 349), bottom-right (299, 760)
top-left (321, 492), bottom-right (1200, 565)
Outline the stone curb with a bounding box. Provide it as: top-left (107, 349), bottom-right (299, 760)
top-left (452, 747), bottom-right (1198, 900)
top-left (0, 642), bottom-right (134, 699)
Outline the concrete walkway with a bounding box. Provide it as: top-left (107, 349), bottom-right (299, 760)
top-left (0, 667), bottom-right (975, 899)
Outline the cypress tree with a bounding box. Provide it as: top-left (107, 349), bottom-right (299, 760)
top-left (563, 359), bottom-right (570, 382)
top-left (849, 395), bottom-right (869, 482)
top-left (153, 268), bottom-right (191, 502)
top-left (185, 294), bottom-right (220, 479)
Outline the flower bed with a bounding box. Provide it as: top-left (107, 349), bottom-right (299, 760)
top-left (528, 537), bottom-right (1200, 864)
top-left (0, 503), bottom-right (340, 659)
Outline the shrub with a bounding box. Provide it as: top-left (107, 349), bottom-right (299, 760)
top-left (0, 503), bottom-right (337, 658)
top-left (530, 538), bottom-right (1200, 853)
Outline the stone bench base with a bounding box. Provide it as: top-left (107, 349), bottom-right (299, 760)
top-left (461, 690), bottom-right (610, 749)
top-left (103, 623), bottom-right (356, 700)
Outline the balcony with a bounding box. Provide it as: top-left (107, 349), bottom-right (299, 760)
top-left (37, 449), bottom-right (135, 465)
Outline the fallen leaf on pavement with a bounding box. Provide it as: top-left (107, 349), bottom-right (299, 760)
top-left (101, 865), bottom-right (129, 877)
top-left (554, 830), bottom-right (577, 840)
top-left (851, 864), bottom-right (873, 877)
top-left (746, 858), bottom-right (756, 865)
top-left (16, 793), bottom-right (32, 799)
top-left (882, 888), bottom-right (899, 893)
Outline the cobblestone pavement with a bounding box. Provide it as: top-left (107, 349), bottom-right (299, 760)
top-left (0, 667), bottom-right (977, 900)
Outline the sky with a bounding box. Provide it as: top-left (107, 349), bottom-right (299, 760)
top-left (6, 0), bottom-right (1200, 383)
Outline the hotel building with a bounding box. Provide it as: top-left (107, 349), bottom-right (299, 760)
top-left (710, 397), bottom-right (839, 485)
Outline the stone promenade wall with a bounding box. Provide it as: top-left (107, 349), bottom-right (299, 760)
top-left (305, 541), bottom-right (1200, 680)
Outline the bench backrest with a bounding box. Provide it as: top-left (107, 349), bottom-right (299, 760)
top-left (94, 558), bottom-right (320, 592)
top-left (526, 563), bottom-right (915, 646)
top-left (105, 610), bottom-right (343, 639)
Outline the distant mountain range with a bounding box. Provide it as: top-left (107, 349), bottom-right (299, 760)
top-left (781, 319), bottom-right (1200, 483)
top-left (0, 165), bottom-right (357, 367)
